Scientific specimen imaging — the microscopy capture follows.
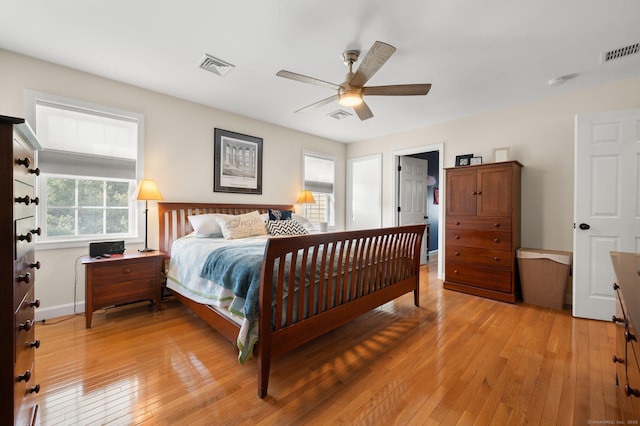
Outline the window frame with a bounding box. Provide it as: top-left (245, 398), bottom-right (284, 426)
top-left (301, 150), bottom-right (336, 229)
top-left (24, 90), bottom-right (145, 250)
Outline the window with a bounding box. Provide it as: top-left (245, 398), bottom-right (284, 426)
top-left (302, 152), bottom-right (335, 227)
top-left (25, 91), bottom-right (144, 246)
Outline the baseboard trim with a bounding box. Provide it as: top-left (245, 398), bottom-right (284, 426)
top-left (35, 302), bottom-right (84, 321)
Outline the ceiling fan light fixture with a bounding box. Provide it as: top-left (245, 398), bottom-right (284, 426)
top-left (338, 89), bottom-right (363, 107)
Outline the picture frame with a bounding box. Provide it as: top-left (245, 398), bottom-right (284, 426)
top-left (455, 154), bottom-right (473, 167)
top-left (214, 128), bottom-right (263, 194)
top-left (493, 147), bottom-right (510, 163)
top-left (470, 156), bottom-right (483, 165)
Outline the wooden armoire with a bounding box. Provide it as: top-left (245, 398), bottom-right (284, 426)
top-left (444, 161), bottom-right (522, 303)
top-left (1, 115), bottom-right (42, 425)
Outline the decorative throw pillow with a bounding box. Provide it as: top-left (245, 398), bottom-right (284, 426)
top-left (266, 220), bottom-right (309, 236)
top-left (188, 213), bottom-right (223, 237)
top-left (268, 208), bottom-right (293, 221)
top-left (291, 213), bottom-right (314, 231)
top-left (216, 210), bottom-right (268, 239)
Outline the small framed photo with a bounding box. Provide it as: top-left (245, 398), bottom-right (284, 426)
top-left (493, 147), bottom-right (510, 163)
top-left (470, 156), bottom-right (482, 165)
top-left (455, 154), bottom-right (473, 167)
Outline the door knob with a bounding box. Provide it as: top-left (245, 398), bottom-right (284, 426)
top-left (579, 223), bottom-right (590, 230)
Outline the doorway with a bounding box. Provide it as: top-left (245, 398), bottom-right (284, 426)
top-left (394, 143), bottom-right (444, 278)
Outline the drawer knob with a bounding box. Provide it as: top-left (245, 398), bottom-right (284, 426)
top-left (625, 384), bottom-right (640, 398)
top-left (28, 384), bottom-right (40, 394)
top-left (494, 223), bottom-right (500, 227)
top-left (123, 268), bottom-right (131, 274)
top-left (454, 235), bottom-right (460, 239)
top-left (493, 238), bottom-right (500, 243)
top-left (17, 233), bottom-right (33, 243)
top-left (454, 251), bottom-right (460, 256)
top-left (17, 273), bottom-right (31, 284)
top-left (17, 370), bottom-right (31, 383)
top-left (613, 283), bottom-right (620, 291)
top-left (15, 195), bottom-right (31, 205)
top-left (18, 319), bottom-right (33, 332)
top-left (32, 197), bottom-right (40, 205)
top-left (472, 191), bottom-right (477, 195)
top-left (16, 157), bottom-right (31, 168)
top-left (29, 167), bottom-right (40, 176)
top-left (612, 354), bottom-right (625, 363)
top-left (612, 315), bottom-right (624, 324)
top-left (493, 257), bottom-right (500, 261)
top-left (30, 227), bottom-right (42, 236)
top-left (455, 221), bottom-right (460, 225)
top-left (454, 270), bottom-right (459, 274)
top-left (477, 191), bottom-right (482, 195)
top-left (30, 299), bottom-right (41, 308)
top-left (625, 331), bottom-right (637, 342)
top-left (29, 339), bottom-right (41, 349)
top-left (29, 261), bottom-right (41, 270)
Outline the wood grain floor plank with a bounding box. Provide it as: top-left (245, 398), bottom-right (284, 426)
top-left (34, 259), bottom-right (622, 424)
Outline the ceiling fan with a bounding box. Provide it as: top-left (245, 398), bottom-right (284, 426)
top-left (276, 41), bottom-right (431, 121)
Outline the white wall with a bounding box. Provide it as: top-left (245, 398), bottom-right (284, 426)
top-left (1, 49), bottom-right (346, 319)
top-left (346, 76), bottom-right (640, 253)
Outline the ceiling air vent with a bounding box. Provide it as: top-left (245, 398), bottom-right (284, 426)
top-left (327, 110), bottom-right (353, 120)
top-left (198, 54), bottom-right (234, 76)
top-left (601, 43), bottom-right (640, 63)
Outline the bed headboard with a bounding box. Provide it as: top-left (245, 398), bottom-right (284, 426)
top-left (157, 202), bottom-right (295, 259)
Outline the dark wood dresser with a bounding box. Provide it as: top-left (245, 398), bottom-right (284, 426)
top-left (444, 161), bottom-right (522, 303)
top-left (611, 251), bottom-right (640, 419)
top-left (1, 115), bottom-right (42, 425)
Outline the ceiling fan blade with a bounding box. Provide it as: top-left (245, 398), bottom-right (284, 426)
top-left (363, 84), bottom-right (432, 96)
top-left (353, 101), bottom-right (374, 121)
top-left (276, 70), bottom-right (341, 91)
top-left (294, 94), bottom-right (338, 113)
top-left (349, 41), bottom-right (396, 88)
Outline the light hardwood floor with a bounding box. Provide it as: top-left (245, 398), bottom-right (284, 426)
top-left (35, 258), bottom-right (623, 425)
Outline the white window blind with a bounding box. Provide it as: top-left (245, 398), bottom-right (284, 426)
top-left (36, 102), bottom-right (138, 179)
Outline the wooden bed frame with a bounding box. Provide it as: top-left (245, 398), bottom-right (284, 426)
top-left (158, 202), bottom-right (426, 398)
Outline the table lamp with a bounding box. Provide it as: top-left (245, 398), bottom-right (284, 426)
top-left (133, 179), bottom-right (163, 252)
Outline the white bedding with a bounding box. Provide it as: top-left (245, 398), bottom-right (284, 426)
top-left (166, 233), bottom-right (270, 362)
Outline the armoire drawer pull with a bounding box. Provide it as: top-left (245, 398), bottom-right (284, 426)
top-left (494, 223), bottom-right (500, 227)
top-left (29, 339), bottom-right (41, 349)
top-left (18, 320), bottom-right (33, 332)
top-left (15, 195), bottom-right (31, 205)
top-left (17, 233), bottom-right (32, 243)
top-left (493, 238), bottom-right (500, 243)
top-left (28, 384), bottom-right (40, 394)
top-left (613, 283), bottom-right (620, 291)
top-left (612, 354), bottom-right (624, 363)
top-left (30, 299), bottom-right (41, 308)
top-left (29, 261), bottom-right (41, 270)
top-left (16, 157), bottom-right (31, 168)
top-left (30, 227), bottom-right (42, 236)
top-left (454, 235), bottom-right (460, 239)
top-left (17, 273), bottom-right (31, 283)
top-left (625, 384), bottom-right (640, 398)
top-left (493, 257), bottom-right (500, 261)
top-left (29, 167), bottom-right (40, 176)
top-left (454, 251), bottom-right (460, 256)
top-left (123, 268), bottom-right (131, 274)
top-left (612, 315), bottom-right (624, 323)
top-left (625, 331), bottom-right (637, 342)
top-left (16, 370), bottom-right (31, 383)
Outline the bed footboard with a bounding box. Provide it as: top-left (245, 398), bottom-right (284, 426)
top-left (256, 224), bottom-right (425, 398)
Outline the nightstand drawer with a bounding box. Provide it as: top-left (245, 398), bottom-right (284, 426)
top-left (90, 259), bottom-right (158, 285)
top-left (92, 278), bottom-right (157, 306)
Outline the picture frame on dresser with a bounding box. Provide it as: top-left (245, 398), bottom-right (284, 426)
top-left (213, 128), bottom-right (263, 194)
top-left (455, 154), bottom-right (473, 167)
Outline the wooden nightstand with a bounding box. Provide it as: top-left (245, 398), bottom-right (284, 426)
top-left (81, 251), bottom-right (164, 328)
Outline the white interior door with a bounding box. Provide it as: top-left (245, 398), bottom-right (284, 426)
top-left (399, 156), bottom-right (429, 264)
top-left (573, 109), bottom-right (640, 320)
top-left (347, 154), bottom-right (382, 230)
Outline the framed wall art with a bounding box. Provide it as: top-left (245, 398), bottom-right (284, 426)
top-left (493, 147), bottom-right (510, 163)
top-left (214, 128), bottom-right (263, 194)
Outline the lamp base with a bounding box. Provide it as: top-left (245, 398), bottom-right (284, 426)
top-left (138, 247), bottom-right (156, 253)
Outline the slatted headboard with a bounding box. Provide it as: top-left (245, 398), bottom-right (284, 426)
top-left (157, 202), bottom-right (295, 259)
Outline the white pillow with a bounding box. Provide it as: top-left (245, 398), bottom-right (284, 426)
top-left (292, 213), bottom-right (314, 231)
top-left (216, 210), bottom-right (268, 240)
top-left (188, 213), bottom-right (222, 237)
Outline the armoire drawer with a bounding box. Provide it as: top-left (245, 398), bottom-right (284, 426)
top-left (446, 229), bottom-right (512, 250)
top-left (445, 245), bottom-right (513, 269)
top-left (14, 252), bottom-right (36, 310)
top-left (13, 138), bottom-right (38, 186)
top-left (445, 262), bottom-right (512, 293)
top-left (14, 180), bottom-right (35, 219)
top-left (446, 216), bottom-right (512, 232)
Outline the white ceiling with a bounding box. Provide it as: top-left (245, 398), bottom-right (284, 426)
top-left (2, 1), bottom-right (639, 143)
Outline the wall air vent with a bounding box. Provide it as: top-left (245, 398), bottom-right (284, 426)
top-left (327, 110), bottom-right (353, 120)
top-left (197, 54), bottom-right (235, 76)
top-left (601, 43), bottom-right (640, 63)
